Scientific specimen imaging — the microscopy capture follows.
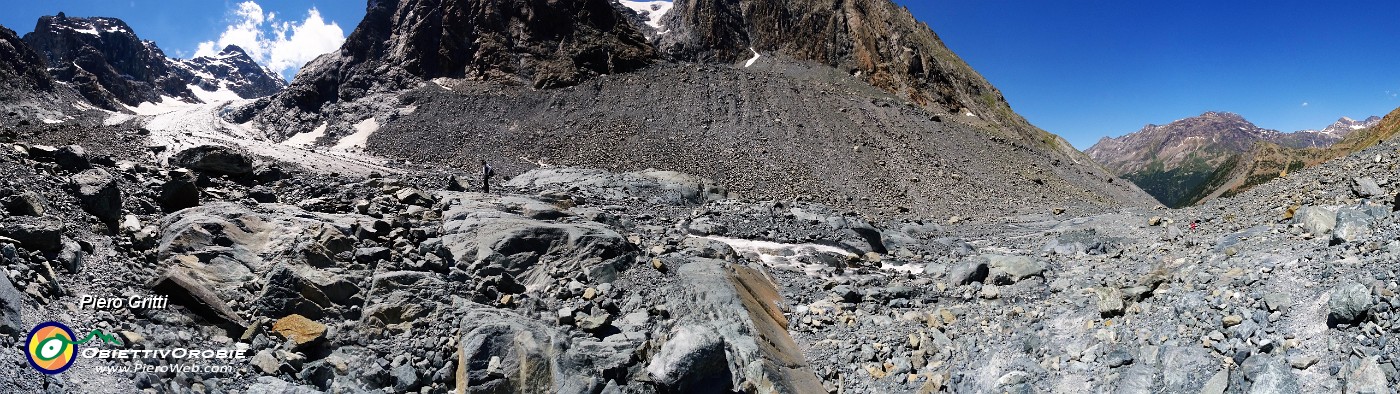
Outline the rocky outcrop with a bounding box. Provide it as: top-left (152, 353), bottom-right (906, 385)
top-left (22, 14), bottom-right (197, 109)
top-left (0, 25), bottom-right (89, 128)
top-left (654, 0), bottom-right (1081, 153)
top-left (253, 0), bottom-right (655, 138)
top-left (0, 26), bottom-right (55, 95)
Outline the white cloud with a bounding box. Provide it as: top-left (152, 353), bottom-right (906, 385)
top-left (193, 1), bottom-right (345, 81)
top-left (1301, 101), bottom-right (1309, 107)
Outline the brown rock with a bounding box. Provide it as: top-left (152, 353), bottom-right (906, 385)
top-left (272, 314), bottom-right (327, 347)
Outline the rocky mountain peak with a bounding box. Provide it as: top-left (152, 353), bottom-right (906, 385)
top-left (0, 24), bottom-right (93, 128)
top-left (1318, 115), bottom-right (1382, 136)
top-left (170, 43), bottom-right (287, 101)
top-left (220, 44), bottom-right (248, 56)
top-left (1197, 111), bottom-right (1244, 121)
top-left (23, 14), bottom-right (197, 110)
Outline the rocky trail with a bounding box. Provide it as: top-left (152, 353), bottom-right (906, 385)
top-left (0, 102), bottom-right (1397, 393)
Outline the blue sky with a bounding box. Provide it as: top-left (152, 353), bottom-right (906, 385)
top-left (898, 0), bottom-right (1400, 148)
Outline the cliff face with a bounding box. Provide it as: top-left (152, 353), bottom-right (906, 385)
top-left (659, 0), bottom-right (1022, 131)
top-left (22, 14), bottom-right (197, 109)
top-left (256, 0), bottom-right (654, 132)
top-left (0, 25), bottom-right (90, 127)
top-left (0, 26), bottom-right (54, 93)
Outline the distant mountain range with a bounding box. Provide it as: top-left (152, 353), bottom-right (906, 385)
top-left (1086, 112), bottom-right (1383, 207)
top-left (3, 12), bottom-right (283, 117)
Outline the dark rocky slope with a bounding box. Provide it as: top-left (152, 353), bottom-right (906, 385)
top-left (250, 0), bottom-right (1151, 219)
top-left (252, 0), bottom-right (655, 134)
top-left (0, 25), bottom-right (91, 129)
top-left (368, 62), bottom-right (1145, 219)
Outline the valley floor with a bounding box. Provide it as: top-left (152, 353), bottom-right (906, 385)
top-left (0, 102), bottom-right (1396, 393)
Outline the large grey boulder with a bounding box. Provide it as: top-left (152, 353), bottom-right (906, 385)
top-left (158, 169), bottom-right (200, 212)
top-left (440, 205), bottom-right (636, 287)
top-left (71, 168), bottom-right (122, 222)
top-left (55, 145), bottom-right (89, 171)
top-left (986, 254), bottom-right (1047, 283)
top-left (1352, 177), bottom-right (1385, 198)
top-left (1294, 206), bottom-right (1335, 235)
top-left (1332, 207), bottom-right (1377, 244)
top-left (1328, 281), bottom-right (1372, 325)
top-left (947, 257), bottom-right (989, 285)
top-left (0, 216), bottom-right (66, 252)
top-left (454, 308), bottom-right (636, 394)
top-left (651, 259), bottom-right (824, 394)
top-left (158, 202), bottom-right (363, 314)
top-left (0, 273), bottom-right (23, 335)
top-left (170, 145), bottom-right (254, 176)
top-left (1345, 356), bottom-right (1392, 394)
top-left (1241, 354), bottom-right (1299, 394)
top-left (647, 325), bottom-right (729, 391)
top-left (1, 190), bottom-right (46, 216)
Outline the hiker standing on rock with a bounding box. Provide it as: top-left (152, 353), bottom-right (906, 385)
top-left (481, 160), bottom-right (495, 193)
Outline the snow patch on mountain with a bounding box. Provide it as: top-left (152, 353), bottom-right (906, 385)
top-left (619, 1), bottom-right (672, 31)
top-left (744, 47), bottom-right (761, 68)
top-left (334, 118), bottom-right (380, 151)
top-left (283, 123), bottom-right (329, 148)
top-left (188, 84), bottom-right (243, 103)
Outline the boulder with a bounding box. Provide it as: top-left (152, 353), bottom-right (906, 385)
top-left (170, 145), bottom-right (254, 175)
top-left (158, 169), bottom-right (200, 212)
top-left (1328, 281), bottom-right (1372, 325)
top-left (55, 145), bottom-right (89, 171)
top-left (1345, 356), bottom-right (1392, 394)
top-left (271, 314), bottom-right (327, 348)
top-left (441, 208), bottom-right (636, 287)
top-left (1331, 208), bottom-right (1376, 244)
top-left (253, 266), bottom-right (334, 320)
top-left (0, 273), bottom-right (23, 335)
top-left (986, 254), bottom-right (1046, 284)
top-left (455, 310), bottom-right (557, 393)
top-left (1352, 177), bottom-right (1385, 198)
top-left (646, 325), bottom-right (729, 391)
top-left (148, 268), bottom-right (248, 329)
top-left (71, 168), bottom-right (122, 222)
top-left (1241, 354), bottom-right (1299, 393)
top-left (0, 216), bottom-right (66, 252)
top-left (650, 260), bottom-right (824, 393)
top-left (947, 258), bottom-right (989, 285)
top-left (1094, 287), bottom-right (1126, 317)
top-left (394, 188), bottom-right (432, 206)
top-left (2, 191), bottom-right (46, 216)
top-left (1293, 206), bottom-right (1335, 235)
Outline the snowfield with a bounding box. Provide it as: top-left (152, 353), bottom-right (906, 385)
top-left (619, 1), bottom-right (673, 31)
top-left (106, 99), bottom-right (392, 175)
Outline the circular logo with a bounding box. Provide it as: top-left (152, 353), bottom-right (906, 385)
top-left (26, 322), bottom-right (77, 374)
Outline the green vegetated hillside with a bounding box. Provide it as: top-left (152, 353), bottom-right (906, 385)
top-left (1089, 109), bottom-right (1399, 208)
top-left (1203, 106), bottom-right (1400, 201)
top-left (1121, 154), bottom-right (1230, 208)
